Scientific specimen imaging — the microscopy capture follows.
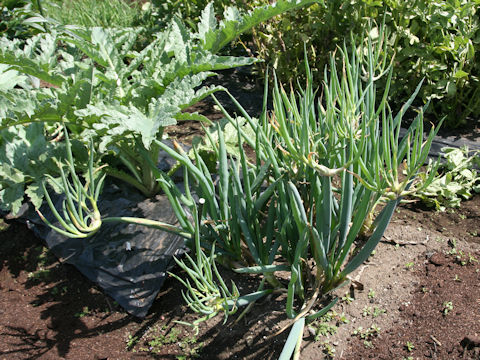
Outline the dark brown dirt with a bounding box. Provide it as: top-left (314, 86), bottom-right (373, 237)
top-left (400, 198), bottom-right (480, 244)
top-left (0, 195), bottom-right (479, 359)
top-left (0, 219), bottom-right (290, 359)
top-left (346, 251), bottom-right (480, 360)
top-left (0, 222), bottom-right (146, 360)
top-left (338, 195), bottom-right (480, 360)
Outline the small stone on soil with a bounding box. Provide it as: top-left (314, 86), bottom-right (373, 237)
top-left (429, 253), bottom-right (447, 266)
top-left (461, 335), bottom-right (480, 347)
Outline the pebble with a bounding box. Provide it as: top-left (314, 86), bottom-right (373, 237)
top-left (429, 253), bottom-right (447, 266)
top-left (426, 264), bottom-right (437, 274)
top-left (461, 335), bottom-right (480, 347)
top-left (245, 334), bottom-right (254, 347)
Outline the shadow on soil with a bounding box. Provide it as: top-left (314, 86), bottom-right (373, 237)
top-left (0, 222), bottom-right (138, 358)
top-left (0, 221), bottom-right (289, 359)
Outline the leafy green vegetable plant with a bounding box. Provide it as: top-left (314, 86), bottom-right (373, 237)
top-left (0, 0), bottom-right (317, 214)
top-left (412, 147), bottom-right (480, 210)
top-left (250, 0), bottom-right (480, 127)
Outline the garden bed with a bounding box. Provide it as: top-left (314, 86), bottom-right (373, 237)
top-left (1, 67), bottom-right (480, 360)
top-left (1, 195), bottom-right (479, 359)
top-left (2, 1), bottom-right (480, 358)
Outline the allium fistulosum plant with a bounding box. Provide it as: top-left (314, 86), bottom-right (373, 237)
top-left (160, 30), bottom-right (441, 357)
top-left (39, 28), bottom-right (441, 359)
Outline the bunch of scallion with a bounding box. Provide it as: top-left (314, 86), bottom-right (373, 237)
top-left (39, 28), bottom-right (441, 359)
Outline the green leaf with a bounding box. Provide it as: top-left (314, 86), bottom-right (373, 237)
top-left (278, 317), bottom-right (305, 360)
top-left (75, 101), bottom-right (178, 149)
top-left (0, 64), bottom-right (28, 91)
top-left (160, 52), bottom-right (259, 86)
top-left (0, 183), bottom-right (25, 215)
top-left (195, 117), bottom-right (257, 159)
top-left (453, 70), bottom-right (468, 79)
top-left (287, 181), bottom-right (308, 231)
top-left (340, 200), bottom-right (399, 278)
top-left (0, 33), bottom-right (65, 87)
top-left (305, 297), bottom-right (339, 321)
top-left (0, 89), bottom-right (42, 123)
top-left (227, 289), bottom-right (272, 307)
top-left (202, 0), bottom-right (321, 53)
top-left (165, 17), bottom-right (191, 63)
top-left (0, 123), bottom-right (61, 214)
top-left (197, 2), bottom-right (217, 42)
top-left (66, 27), bottom-right (119, 70)
top-left (25, 182), bottom-right (44, 209)
top-left (175, 111), bottom-right (213, 125)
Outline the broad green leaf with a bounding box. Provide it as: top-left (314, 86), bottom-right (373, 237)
top-left (162, 72), bottom-right (225, 110)
top-left (25, 182), bottom-right (44, 209)
top-left (194, 117), bottom-right (256, 159)
top-left (165, 17), bottom-right (191, 63)
top-left (0, 123), bottom-right (62, 214)
top-left (0, 33), bottom-right (65, 87)
top-left (202, 0), bottom-right (321, 53)
top-left (197, 2), bottom-right (217, 41)
top-left (0, 89), bottom-right (41, 122)
top-left (453, 70), bottom-right (469, 79)
top-left (75, 101), bottom-right (177, 149)
top-left (0, 64), bottom-right (28, 91)
top-left (159, 52), bottom-right (258, 86)
top-left (0, 183), bottom-right (25, 215)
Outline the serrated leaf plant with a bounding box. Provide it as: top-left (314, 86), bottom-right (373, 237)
top-left (412, 146), bottom-right (480, 211)
top-left (0, 0), bottom-right (319, 214)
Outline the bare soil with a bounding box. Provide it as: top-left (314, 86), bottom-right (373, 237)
top-left (1, 194), bottom-right (479, 360)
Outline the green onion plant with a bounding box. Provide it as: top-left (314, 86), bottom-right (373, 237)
top-left (39, 27), bottom-right (442, 359)
top-left (38, 124), bottom-right (194, 240)
top-left (159, 30), bottom-right (442, 358)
